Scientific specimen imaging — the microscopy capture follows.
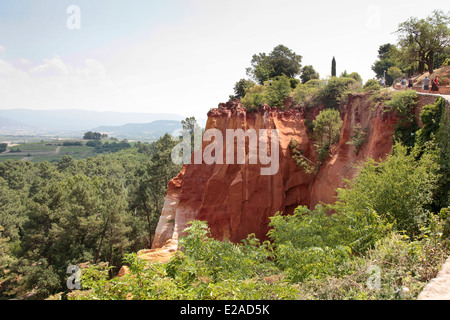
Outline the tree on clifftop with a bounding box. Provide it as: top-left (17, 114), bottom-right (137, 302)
top-left (371, 43), bottom-right (398, 86)
top-left (331, 57), bottom-right (336, 77)
top-left (396, 10), bottom-right (450, 74)
top-left (246, 45), bottom-right (302, 84)
top-left (232, 78), bottom-right (255, 99)
top-left (300, 65), bottom-right (320, 84)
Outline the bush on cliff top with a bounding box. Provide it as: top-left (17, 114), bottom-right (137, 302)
top-left (241, 75), bottom-right (293, 111)
top-left (318, 77), bottom-right (357, 109)
top-left (385, 90), bottom-right (419, 148)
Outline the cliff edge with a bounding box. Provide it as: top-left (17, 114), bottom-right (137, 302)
top-left (146, 93), bottom-right (436, 263)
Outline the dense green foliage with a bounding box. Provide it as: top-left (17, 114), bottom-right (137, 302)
top-left (0, 133), bottom-right (182, 299)
top-left (385, 90), bottom-right (419, 148)
top-left (318, 77), bottom-right (356, 109)
top-left (338, 143), bottom-right (439, 237)
top-left (415, 98), bottom-right (449, 211)
top-left (94, 140), bottom-right (132, 153)
top-left (240, 85), bottom-right (267, 112)
top-left (292, 81), bottom-right (322, 109)
top-left (363, 79), bottom-right (381, 91)
top-left (340, 71), bottom-right (362, 83)
top-left (240, 74), bottom-right (356, 112)
top-left (62, 141), bottom-right (83, 146)
top-left (264, 76), bottom-right (292, 108)
top-left (73, 188), bottom-right (449, 300)
top-left (415, 97), bottom-right (445, 148)
top-left (240, 76), bottom-right (293, 111)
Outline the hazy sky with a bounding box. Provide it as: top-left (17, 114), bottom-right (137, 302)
top-left (0, 0), bottom-right (448, 119)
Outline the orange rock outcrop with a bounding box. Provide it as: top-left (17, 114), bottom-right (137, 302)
top-left (146, 93), bottom-right (436, 263)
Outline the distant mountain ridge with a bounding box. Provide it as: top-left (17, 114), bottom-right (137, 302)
top-left (0, 116), bottom-right (43, 135)
top-left (0, 109), bottom-right (186, 137)
top-left (93, 120), bottom-right (182, 140)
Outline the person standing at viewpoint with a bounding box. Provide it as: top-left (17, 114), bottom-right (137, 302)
top-left (431, 76), bottom-right (439, 93)
top-left (401, 77), bottom-right (407, 90)
top-left (408, 76), bottom-right (413, 89)
top-left (423, 76), bottom-right (430, 92)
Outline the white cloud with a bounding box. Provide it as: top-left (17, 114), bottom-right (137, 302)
top-left (29, 56), bottom-right (70, 76)
top-left (0, 56), bottom-right (133, 112)
top-left (0, 45), bottom-right (5, 53)
top-left (19, 58), bottom-right (32, 65)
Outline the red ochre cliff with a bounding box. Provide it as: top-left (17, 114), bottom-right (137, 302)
top-left (137, 93), bottom-right (436, 263)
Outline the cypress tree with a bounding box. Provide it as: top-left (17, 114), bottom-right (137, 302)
top-left (331, 56), bottom-right (336, 77)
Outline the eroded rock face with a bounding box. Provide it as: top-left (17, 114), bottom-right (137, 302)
top-left (151, 93), bottom-right (401, 253)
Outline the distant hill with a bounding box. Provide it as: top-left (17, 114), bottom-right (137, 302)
top-left (92, 120), bottom-right (183, 140)
top-left (0, 116), bottom-right (42, 135)
top-left (0, 109), bottom-right (186, 135)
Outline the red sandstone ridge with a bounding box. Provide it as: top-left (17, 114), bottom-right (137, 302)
top-left (149, 93), bottom-right (432, 260)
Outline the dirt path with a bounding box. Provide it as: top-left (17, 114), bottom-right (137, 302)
top-left (390, 86), bottom-right (450, 103)
top-left (55, 146), bottom-right (61, 154)
top-left (415, 91), bottom-right (450, 102)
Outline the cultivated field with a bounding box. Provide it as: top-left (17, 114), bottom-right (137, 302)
top-left (0, 139), bottom-right (98, 163)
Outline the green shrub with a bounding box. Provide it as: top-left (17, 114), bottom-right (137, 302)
top-left (289, 139), bottom-right (317, 174)
top-left (312, 108), bottom-right (343, 162)
top-left (318, 77), bottom-right (356, 109)
top-left (268, 204), bottom-right (391, 282)
top-left (297, 231), bottom-right (449, 300)
top-left (289, 78), bottom-right (301, 89)
top-left (415, 97), bottom-right (445, 147)
top-left (241, 76), bottom-right (293, 110)
top-left (292, 83), bottom-right (320, 109)
top-left (345, 81), bottom-right (363, 95)
top-left (75, 253), bottom-right (185, 300)
top-left (86, 140), bottom-right (102, 148)
top-left (439, 207), bottom-right (450, 238)
top-left (62, 141), bottom-right (83, 146)
top-left (337, 143), bottom-right (439, 238)
top-left (241, 85), bottom-right (266, 112)
top-left (177, 220), bottom-right (276, 282)
top-left (305, 79), bottom-right (325, 88)
top-left (264, 75), bottom-right (292, 109)
top-left (364, 79), bottom-right (381, 91)
top-left (385, 90), bottom-right (418, 116)
top-left (385, 90), bottom-right (419, 147)
top-left (347, 124), bottom-right (368, 154)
